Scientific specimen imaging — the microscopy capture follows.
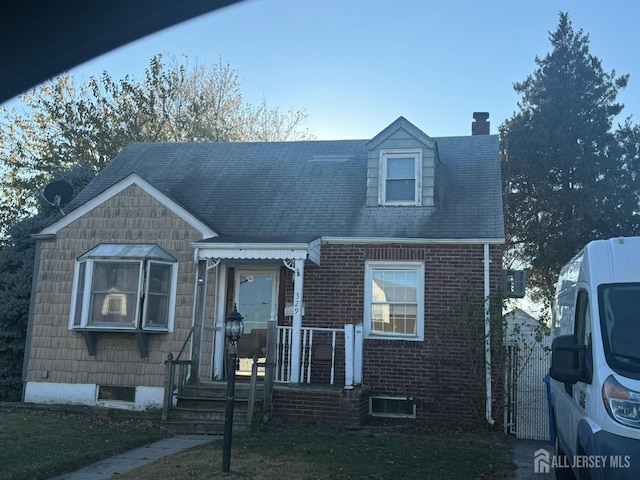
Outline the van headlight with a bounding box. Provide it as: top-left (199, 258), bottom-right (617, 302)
top-left (602, 375), bottom-right (640, 428)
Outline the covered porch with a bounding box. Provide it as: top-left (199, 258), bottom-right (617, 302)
top-left (191, 236), bottom-right (363, 388)
top-left (161, 237), bottom-right (366, 431)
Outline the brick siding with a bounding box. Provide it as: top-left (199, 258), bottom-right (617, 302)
top-left (273, 385), bottom-right (370, 426)
top-left (282, 242), bottom-right (503, 430)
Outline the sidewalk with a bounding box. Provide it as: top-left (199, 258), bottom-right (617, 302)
top-left (49, 435), bottom-right (221, 480)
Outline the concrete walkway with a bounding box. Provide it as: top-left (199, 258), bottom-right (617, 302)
top-left (49, 435), bottom-right (220, 480)
top-left (513, 439), bottom-right (555, 479)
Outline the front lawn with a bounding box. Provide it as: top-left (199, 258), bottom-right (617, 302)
top-left (119, 423), bottom-right (513, 479)
top-left (0, 405), bottom-right (169, 480)
top-left (0, 405), bottom-right (513, 479)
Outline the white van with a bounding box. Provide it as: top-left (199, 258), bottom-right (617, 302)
top-left (549, 237), bottom-right (640, 479)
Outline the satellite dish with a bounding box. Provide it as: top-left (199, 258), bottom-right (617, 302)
top-left (43, 180), bottom-right (73, 215)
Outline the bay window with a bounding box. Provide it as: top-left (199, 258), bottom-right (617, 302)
top-left (70, 244), bottom-right (178, 332)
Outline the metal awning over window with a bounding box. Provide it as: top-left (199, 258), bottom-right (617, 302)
top-left (79, 243), bottom-right (177, 262)
top-left (71, 243), bottom-right (179, 357)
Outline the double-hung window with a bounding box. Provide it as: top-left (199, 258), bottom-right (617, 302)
top-left (380, 150), bottom-right (422, 205)
top-left (70, 244), bottom-right (178, 332)
top-left (364, 261), bottom-right (425, 340)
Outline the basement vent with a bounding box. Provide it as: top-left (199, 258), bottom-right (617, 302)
top-left (98, 385), bottom-right (136, 403)
top-left (502, 270), bottom-right (527, 298)
top-left (369, 396), bottom-right (416, 418)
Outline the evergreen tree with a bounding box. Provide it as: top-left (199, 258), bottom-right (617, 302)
top-left (501, 12), bottom-right (639, 300)
top-left (0, 214), bottom-right (49, 400)
top-left (0, 166), bottom-right (94, 400)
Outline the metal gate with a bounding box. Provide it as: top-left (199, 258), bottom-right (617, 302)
top-left (504, 338), bottom-right (551, 440)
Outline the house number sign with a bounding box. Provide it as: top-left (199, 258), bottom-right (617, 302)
top-left (294, 291), bottom-right (301, 315)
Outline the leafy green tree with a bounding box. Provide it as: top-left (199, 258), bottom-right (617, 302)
top-left (0, 54), bottom-right (312, 397)
top-left (0, 54), bottom-right (312, 237)
top-left (500, 12), bottom-right (639, 301)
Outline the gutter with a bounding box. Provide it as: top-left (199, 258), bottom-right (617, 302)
top-left (321, 236), bottom-right (505, 245)
top-left (484, 243), bottom-right (495, 425)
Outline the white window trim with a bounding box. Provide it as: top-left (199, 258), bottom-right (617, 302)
top-left (363, 261), bottom-right (425, 341)
top-left (69, 257), bottom-right (178, 333)
top-left (142, 260), bottom-right (179, 331)
top-left (379, 149), bottom-right (422, 206)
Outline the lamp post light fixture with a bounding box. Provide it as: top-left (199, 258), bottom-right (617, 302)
top-left (222, 307), bottom-right (244, 473)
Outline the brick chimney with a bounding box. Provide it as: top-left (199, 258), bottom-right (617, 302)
top-left (472, 112), bottom-right (490, 135)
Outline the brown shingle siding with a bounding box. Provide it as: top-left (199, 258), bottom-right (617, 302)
top-left (26, 185), bottom-right (206, 389)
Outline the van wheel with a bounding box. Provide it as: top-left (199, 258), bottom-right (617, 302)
top-left (577, 447), bottom-right (591, 480)
top-left (554, 437), bottom-right (576, 480)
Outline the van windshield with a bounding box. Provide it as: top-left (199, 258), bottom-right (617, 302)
top-left (598, 283), bottom-right (640, 377)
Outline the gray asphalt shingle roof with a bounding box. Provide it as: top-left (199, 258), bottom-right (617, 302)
top-left (64, 133), bottom-right (504, 242)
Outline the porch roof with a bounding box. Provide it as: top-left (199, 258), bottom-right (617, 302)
top-left (192, 236), bottom-right (321, 265)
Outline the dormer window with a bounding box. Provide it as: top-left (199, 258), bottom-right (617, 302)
top-left (380, 150), bottom-right (422, 205)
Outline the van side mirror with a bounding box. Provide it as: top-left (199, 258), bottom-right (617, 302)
top-left (549, 334), bottom-right (591, 384)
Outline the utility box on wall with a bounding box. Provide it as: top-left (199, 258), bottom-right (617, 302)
top-left (502, 270), bottom-right (527, 298)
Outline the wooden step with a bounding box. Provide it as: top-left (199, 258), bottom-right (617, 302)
top-left (181, 383), bottom-right (264, 400)
top-left (164, 404), bottom-right (257, 433)
top-left (163, 381), bottom-right (265, 434)
top-left (178, 396), bottom-right (262, 410)
top-left (169, 407), bottom-right (227, 422)
top-left (162, 418), bottom-right (251, 435)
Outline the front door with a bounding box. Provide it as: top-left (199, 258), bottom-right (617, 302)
top-left (233, 269), bottom-right (278, 376)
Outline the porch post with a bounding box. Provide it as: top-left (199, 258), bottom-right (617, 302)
top-left (213, 264), bottom-right (228, 380)
top-left (344, 324), bottom-right (354, 389)
top-left (289, 258), bottom-right (305, 383)
top-left (354, 323), bottom-right (363, 385)
top-left (191, 260), bottom-right (207, 381)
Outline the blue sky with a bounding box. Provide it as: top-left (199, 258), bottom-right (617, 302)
top-left (5, 0), bottom-right (640, 139)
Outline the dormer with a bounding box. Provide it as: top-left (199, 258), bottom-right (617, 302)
top-left (366, 117), bottom-right (439, 207)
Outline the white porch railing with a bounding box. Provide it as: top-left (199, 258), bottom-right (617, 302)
top-left (275, 324), bottom-right (362, 388)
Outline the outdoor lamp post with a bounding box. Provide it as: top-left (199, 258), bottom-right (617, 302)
top-left (222, 307), bottom-right (244, 472)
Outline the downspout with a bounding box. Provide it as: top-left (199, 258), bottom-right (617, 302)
top-left (484, 243), bottom-right (495, 425)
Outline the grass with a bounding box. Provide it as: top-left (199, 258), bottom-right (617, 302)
top-left (0, 406), bottom-right (514, 479)
top-left (0, 405), bottom-right (169, 480)
top-left (118, 424), bottom-right (514, 479)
